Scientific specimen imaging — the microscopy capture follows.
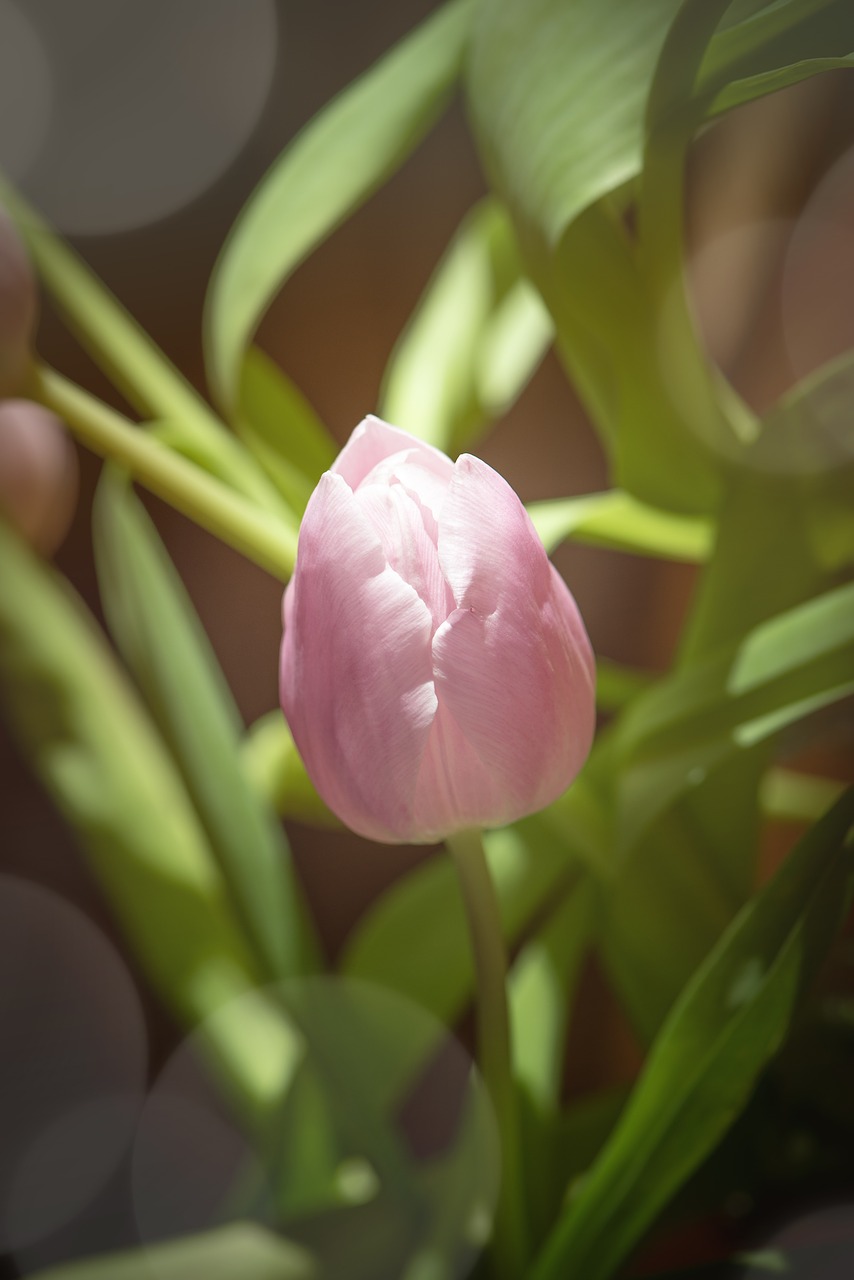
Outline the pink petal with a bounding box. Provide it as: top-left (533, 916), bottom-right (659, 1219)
top-left (354, 483), bottom-right (453, 631)
top-left (333, 415), bottom-right (453, 495)
top-left (412, 455), bottom-right (596, 831)
top-left (280, 472), bottom-right (438, 843)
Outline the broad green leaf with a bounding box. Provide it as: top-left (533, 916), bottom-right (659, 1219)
top-left (528, 489), bottom-right (712, 561)
top-left (598, 804), bottom-right (740, 1042)
top-left (0, 176), bottom-right (280, 513)
top-left (380, 198), bottom-right (551, 453)
top-left (0, 522), bottom-right (295, 1120)
top-left (618, 581), bottom-right (854, 841)
top-left (205, 0), bottom-right (475, 412)
top-left (531, 789), bottom-right (854, 1280)
top-left (467, 0), bottom-right (682, 246)
top-left (466, 0), bottom-right (729, 510)
top-left (760, 767), bottom-right (846, 823)
top-left (237, 348), bottom-right (336, 517)
top-left (242, 710), bottom-right (339, 828)
top-left (93, 471), bottom-right (319, 981)
top-left (30, 1223), bottom-right (316, 1280)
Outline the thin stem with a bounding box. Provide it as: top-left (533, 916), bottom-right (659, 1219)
top-left (34, 365), bottom-right (298, 581)
top-left (0, 172), bottom-right (284, 512)
top-left (446, 827), bottom-right (527, 1280)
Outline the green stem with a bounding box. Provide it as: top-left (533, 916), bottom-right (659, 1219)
top-left (446, 828), bottom-right (527, 1280)
top-left (34, 365), bottom-right (298, 581)
top-left (0, 171), bottom-right (284, 512)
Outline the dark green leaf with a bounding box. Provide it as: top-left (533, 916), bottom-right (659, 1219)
top-left (531, 789), bottom-right (854, 1280)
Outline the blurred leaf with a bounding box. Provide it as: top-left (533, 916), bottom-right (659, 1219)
top-left (0, 521), bottom-right (295, 1120)
top-left (237, 348), bottom-right (336, 517)
top-left (710, 51), bottom-right (854, 114)
top-left (343, 818), bottom-right (572, 1032)
top-left (698, 0), bottom-right (854, 115)
top-left (760, 767), bottom-right (847, 823)
top-left (510, 878), bottom-right (595, 1243)
top-left (0, 176), bottom-right (280, 513)
top-left (380, 198), bottom-right (551, 453)
top-left (205, 0), bottom-right (475, 412)
top-left (93, 470), bottom-right (319, 980)
top-left (595, 658), bottom-right (656, 712)
top-left (242, 710), bottom-right (340, 828)
top-left (467, 0), bottom-right (682, 246)
top-left (531, 789), bottom-right (854, 1280)
top-left (511, 878), bottom-right (595, 1115)
top-left (598, 803), bottom-right (740, 1042)
top-left (617, 582), bottom-right (854, 842)
top-left (30, 1223), bottom-right (316, 1280)
top-left (528, 489), bottom-right (712, 561)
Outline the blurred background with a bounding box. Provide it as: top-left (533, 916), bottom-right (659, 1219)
top-left (0, 1), bottom-right (853, 1274)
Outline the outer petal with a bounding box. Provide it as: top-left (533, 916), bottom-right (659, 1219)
top-left (280, 472), bottom-right (438, 843)
top-left (332, 415), bottom-right (453, 494)
top-left (415, 455), bottom-right (595, 834)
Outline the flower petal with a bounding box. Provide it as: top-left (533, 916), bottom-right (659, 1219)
top-left (355, 482), bottom-right (453, 631)
top-left (438, 454), bottom-right (552, 612)
top-left (333, 414), bottom-right (453, 494)
top-left (280, 472), bottom-right (437, 843)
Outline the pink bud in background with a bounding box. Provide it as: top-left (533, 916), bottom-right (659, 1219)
top-left (0, 207), bottom-right (37, 398)
top-left (0, 401), bottom-right (78, 555)
top-left (280, 417), bottom-right (595, 845)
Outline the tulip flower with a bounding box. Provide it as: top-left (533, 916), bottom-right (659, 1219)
top-left (280, 417), bottom-right (595, 844)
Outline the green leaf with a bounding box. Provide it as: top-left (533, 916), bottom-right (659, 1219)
top-left (93, 470), bottom-right (319, 981)
top-left (617, 581), bottom-right (854, 841)
top-left (237, 348), bottom-right (336, 516)
top-left (380, 198), bottom-right (551, 453)
top-left (531, 788), bottom-right (854, 1280)
top-left (528, 489), bottom-right (712, 561)
top-left (29, 1223), bottom-right (316, 1280)
top-left (205, 0), bottom-right (475, 412)
top-left (698, 0), bottom-right (854, 115)
top-left (510, 878), bottom-right (595, 1244)
top-left (0, 521), bottom-right (295, 1121)
top-left (467, 0), bottom-right (683, 246)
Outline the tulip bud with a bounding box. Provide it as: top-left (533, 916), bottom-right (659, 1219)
top-left (0, 400), bottom-right (78, 554)
top-left (0, 207), bottom-right (37, 397)
top-left (280, 417), bottom-right (595, 844)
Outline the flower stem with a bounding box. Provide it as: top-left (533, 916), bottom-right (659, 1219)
top-left (33, 365), bottom-right (298, 581)
top-left (446, 827), bottom-right (528, 1279)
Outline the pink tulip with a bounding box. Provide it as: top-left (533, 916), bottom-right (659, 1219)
top-left (280, 417), bottom-right (595, 844)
